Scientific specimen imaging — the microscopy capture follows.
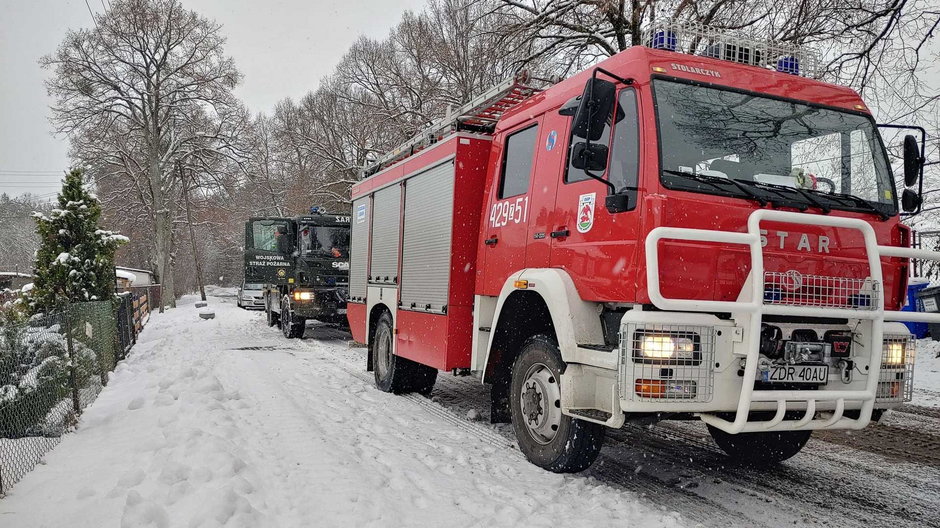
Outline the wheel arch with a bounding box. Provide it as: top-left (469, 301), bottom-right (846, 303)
top-left (481, 269), bottom-right (604, 385)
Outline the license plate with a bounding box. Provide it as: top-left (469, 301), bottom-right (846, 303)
top-left (923, 297), bottom-right (938, 312)
top-left (337, 308), bottom-right (347, 314)
top-left (760, 364), bottom-right (829, 384)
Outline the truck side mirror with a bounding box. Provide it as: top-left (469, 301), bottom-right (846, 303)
top-left (570, 142), bottom-right (609, 171)
top-left (901, 188), bottom-right (922, 212)
top-left (903, 134), bottom-right (923, 187)
top-left (571, 78), bottom-right (616, 141)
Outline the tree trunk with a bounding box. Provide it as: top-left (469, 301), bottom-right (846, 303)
top-left (149, 153), bottom-right (174, 311)
top-left (182, 167), bottom-right (207, 301)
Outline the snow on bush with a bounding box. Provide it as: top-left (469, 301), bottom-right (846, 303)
top-left (0, 312), bottom-right (100, 437)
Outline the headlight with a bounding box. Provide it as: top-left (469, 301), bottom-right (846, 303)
top-left (634, 332), bottom-right (696, 362)
top-left (883, 341), bottom-right (905, 366)
top-left (293, 291), bottom-right (314, 301)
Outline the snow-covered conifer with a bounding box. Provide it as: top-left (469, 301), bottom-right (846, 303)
top-left (26, 169), bottom-right (128, 313)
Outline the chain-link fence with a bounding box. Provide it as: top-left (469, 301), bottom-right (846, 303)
top-left (0, 300), bottom-right (124, 495)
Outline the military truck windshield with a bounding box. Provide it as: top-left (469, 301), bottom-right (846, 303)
top-left (250, 220), bottom-right (291, 253)
top-left (654, 79), bottom-right (897, 216)
top-left (300, 226), bottom-right (350, 258)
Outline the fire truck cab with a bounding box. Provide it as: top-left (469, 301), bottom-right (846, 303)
top-left (347, 24), bottom-right (938, 472)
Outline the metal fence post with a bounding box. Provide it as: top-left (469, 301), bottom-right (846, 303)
top-left (63, 301), bottom-right (81, 416)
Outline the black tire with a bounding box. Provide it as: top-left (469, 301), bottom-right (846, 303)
top-left (280, 296), bottom-right (305, 339)
top-left (371, 311), bottom-right (437, 395)
top-left (265, 296), bottom-right (279, 327)
top-left (707, 425), bottom-right (811, 465)
top-left (509, 335), bottom-right (605, 473)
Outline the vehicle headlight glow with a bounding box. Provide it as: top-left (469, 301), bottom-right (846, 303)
top-left (636, 333), bottom-right (696, 361)
top-left (883, 341), bottom-right (905, 366)
top-left (293, 291), bottom-right (314, 301)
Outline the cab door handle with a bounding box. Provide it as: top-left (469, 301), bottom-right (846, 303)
top-left (550, 229), bottom-right (570, 239)
top-left (484, 236), bottom-right (499, 246)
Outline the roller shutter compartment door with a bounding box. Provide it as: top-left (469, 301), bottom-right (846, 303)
top-left (369, 184), bottom-right (402, 285)
top-left (400, 161), bottom-right (455, 312)
top-left (349, 197), bottom-right (370, 300)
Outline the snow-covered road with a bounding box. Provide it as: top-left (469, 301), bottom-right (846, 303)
top-left (0, 293), bottom-right (683, 528)
top-left (4, 291), bottom-right (940, 527)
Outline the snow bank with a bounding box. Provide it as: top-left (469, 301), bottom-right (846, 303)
top-left (0, 294), bottom-right (684, 527)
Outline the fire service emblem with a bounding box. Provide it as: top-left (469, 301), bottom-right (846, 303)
top-left (577, 192), bottom-right (596, 233)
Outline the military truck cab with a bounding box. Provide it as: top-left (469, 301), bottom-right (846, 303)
top-left (244, 210), bottom-right (350, 338)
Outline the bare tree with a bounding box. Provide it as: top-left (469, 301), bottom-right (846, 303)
top-left (41, 0), bottom-right (241, 307)
top-left (0, 194), bottom-right (53, 276)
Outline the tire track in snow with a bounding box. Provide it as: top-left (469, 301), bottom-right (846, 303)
top-left (223, 328), bottom-right (686, 527)
top-left (283, 333), bottom-right (752, 527)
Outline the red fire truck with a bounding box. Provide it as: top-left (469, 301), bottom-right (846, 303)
top-left (347, 23), bottom-right (938, 472)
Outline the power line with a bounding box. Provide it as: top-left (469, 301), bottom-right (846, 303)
top-left (84, 0), bottom-right (98, 28)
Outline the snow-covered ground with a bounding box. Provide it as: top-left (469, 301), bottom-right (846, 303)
top-left (0, 292), bottom-right (684, 528)
top-left (913, 339), bottom-right (940, 408)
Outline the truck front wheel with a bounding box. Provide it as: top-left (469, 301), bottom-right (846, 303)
top-left (372, 311), bottom-right (437, 395)
top-left (707, 425), bottom-right (811, 465)
top-left (280, 296), bottom-right (306, 339)
top-left (510, 335), bottom-right (605, 473)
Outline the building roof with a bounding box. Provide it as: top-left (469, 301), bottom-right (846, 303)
top-left (115, 266), bottom-right (154, 276)
top-left (0, 272), bottom-right (32, 278)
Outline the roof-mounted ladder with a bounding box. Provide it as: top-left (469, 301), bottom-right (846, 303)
top-left (362, 71), bottom-right (545, 177)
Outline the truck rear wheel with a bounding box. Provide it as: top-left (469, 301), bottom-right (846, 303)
top-left (372, 311), bottom-right (437, 395)
top-left (707, 425), bottom-right (811, 465)
top-left (510, 335), bottom-right (605, 473)
top-left (280, 296), bottom-right (305, 339)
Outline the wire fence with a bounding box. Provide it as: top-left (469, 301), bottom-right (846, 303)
top-left (0, 295), bottom-right (153, 495)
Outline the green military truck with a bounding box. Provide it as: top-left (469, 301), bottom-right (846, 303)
top-left (244, 209), bottom-right (351, 338)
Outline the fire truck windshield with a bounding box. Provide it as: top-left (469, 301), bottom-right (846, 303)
top-left (654, 79), bottom-right (897, 217)
top-left (300, 225), bottom-right (350, 259)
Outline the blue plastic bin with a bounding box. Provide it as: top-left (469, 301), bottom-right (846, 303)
top-left (902, 280), bottom-right (930, 338)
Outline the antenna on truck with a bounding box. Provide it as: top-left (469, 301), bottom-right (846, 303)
top-left (362, 71), bottom-right (547, 178)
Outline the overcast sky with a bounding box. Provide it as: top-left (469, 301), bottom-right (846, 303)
top-left (0, 0), bottom-right (425, 198)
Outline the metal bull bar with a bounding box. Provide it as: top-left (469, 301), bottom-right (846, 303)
top-left (644, 209), bottom-right (940, 434)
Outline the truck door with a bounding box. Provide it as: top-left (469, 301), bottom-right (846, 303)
top-left (480, 119), bottom-right (542, 295)
top-left (244, 218), bottom-right (294, 286)
top-left (525, 114), bottom-right (569, 268)
top-left (551, 88), bottom-right (641, 302)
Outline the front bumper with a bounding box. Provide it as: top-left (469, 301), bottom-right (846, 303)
top-left (241, 295), bottom-right (265, 308)
top-left (618, 310), bottom-right (915, 417)
top-left (290, 287), bottom-right (348, 322)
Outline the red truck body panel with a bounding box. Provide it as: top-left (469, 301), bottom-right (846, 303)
top-left (348, 134), bottom-right (490, 370)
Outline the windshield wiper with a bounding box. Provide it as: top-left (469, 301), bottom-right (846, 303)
top-left (825, 192), bottom-right (889, 221)
top-left (663, 169), bottom-right (768, 207)
top-left (736, 179), bottom-right (831, 215)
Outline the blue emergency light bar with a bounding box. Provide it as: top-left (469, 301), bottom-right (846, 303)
top-left (643, 21), bottom-right (818, 78)
top-left (650, 30), bottom-right (678, 51)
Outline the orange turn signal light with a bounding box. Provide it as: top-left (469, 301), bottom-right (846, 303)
top-left (514, 280), bottom-right (529, 289)
top-left (635, 379), bottom-right (666, 398)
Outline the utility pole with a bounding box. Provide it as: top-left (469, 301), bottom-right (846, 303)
top-left (180, 161), bottom-right (207, 301)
